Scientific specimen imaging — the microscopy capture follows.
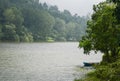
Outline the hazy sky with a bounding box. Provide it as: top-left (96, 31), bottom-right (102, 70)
top-left (39, 0), bottom-right (106, 16)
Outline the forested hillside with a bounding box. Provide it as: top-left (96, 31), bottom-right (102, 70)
top-left (0, 0), bottom-right (89, 42)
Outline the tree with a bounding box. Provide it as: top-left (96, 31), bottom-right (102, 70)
top-left (0, 25), bottom-right (3, 41)
top-left (79, 2), bottom-right (120, 62)
top-left (43, 3), bottom-right (48, 10)
top-left (53, 18), bottom-right (66, 41)
top-left (66, 22), bottom-right (76, 41)
top-left (110, 0), bottom-right (120, 24)
top-left (23, 7), bottom-right (55, 41)
top-left (3, 7), bottom-right (24, 26)
top-left (2, 24), bottom-right (19, 42)
top-left (49, 5), bottom-right (61, 18)
top-left (74, 23), bottom-right (83, 41)
top-left (62, 10), bottom-right (72, 23)
top-left (0, 0), bottom-right (88, 42)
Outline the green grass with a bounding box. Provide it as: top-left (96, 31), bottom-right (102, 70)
top-left (75, 60), bottom-right (120, 81)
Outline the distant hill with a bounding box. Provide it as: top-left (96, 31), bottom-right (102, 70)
top-left (0, 0), bottom-right (89, 42)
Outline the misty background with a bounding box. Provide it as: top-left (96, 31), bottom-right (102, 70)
top-left (39, 0), bottom-right (106, 16)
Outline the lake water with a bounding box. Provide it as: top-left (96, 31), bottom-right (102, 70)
top-left (0, 42), bottom-right (102, 81)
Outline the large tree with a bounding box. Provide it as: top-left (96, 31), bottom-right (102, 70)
top-left (79, 2), bottom-right (120, 62)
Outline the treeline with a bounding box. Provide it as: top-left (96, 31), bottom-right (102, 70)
top-left (0, 0), bottom-right (89, 42)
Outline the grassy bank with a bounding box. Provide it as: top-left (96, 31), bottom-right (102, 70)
top-left (75, 59), bottom-right (120, 81)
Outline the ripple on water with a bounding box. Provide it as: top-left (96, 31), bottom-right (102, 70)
top-left (0, 42), bottom-right (102, 81)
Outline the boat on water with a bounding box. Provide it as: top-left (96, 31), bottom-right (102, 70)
top-left (83, 62), bottom-right (93, 67)
top-left (83, 62), bottom-right (99, 67)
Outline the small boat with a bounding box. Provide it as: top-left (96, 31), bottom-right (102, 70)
top-left (83, 62), bottom-right (99, 67)
top-left (83, 62), bottom-right (93, 67)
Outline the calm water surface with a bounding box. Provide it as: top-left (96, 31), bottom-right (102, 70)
top-left (0, 42), bottom-right (102, 81)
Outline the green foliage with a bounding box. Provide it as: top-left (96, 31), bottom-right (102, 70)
top-left (76, 60), bottom-right (120, 81)
top-left (17, 26), bottom-right (33, 42)
top-left (2, 24), bottom-right (19, 42)
top-left (0, 25), bottom-right (3, 40)
top-left (46, 37), bottom-right (54, 42)
top-left (112, 0), bottom-right (120, 24)
top-left (3, 7), bottom-right (24, 26)
top-left (0, 0), bottom-right (88, 42)
top-left (79, 2), bottom-right (120, 62)
top-left (79, 39), bottom-right (92, 54)
top-left (75, 71), bottom-right (101, 81)
top-left (77, 1), bottom-right (120, 81)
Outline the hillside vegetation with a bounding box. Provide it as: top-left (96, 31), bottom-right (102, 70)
top-left (0, 0), bottom-right (89, 42)
top-left (78, 0), bottom-right (120, 81)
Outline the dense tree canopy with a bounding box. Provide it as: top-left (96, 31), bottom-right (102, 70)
top-left (0, 0), bottom-right (88, 42)
top-left (79, 2), bottom-right (120, 62)
top-left (77, 1), bottom-right (120, 81)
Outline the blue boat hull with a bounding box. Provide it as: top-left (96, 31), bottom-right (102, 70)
top-left (83, 62), bottom-right (93, 67)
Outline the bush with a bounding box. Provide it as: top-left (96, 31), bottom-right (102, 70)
top-left (75, 59), bottom-right (120, 81)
